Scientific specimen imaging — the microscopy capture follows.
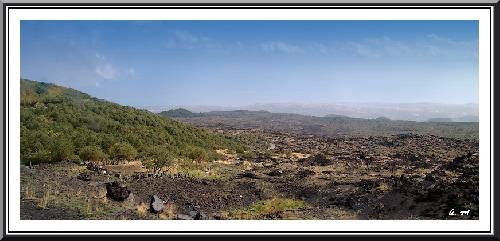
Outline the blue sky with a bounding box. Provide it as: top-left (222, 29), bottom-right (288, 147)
top-left (21, 20), bottom-right (478, 107)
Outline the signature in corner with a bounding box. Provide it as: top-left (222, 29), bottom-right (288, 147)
top-left (449, 209), bottom-right (470, 216)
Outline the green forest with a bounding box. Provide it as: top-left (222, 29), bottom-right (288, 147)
top-left (20, 79), bottom-right (246, 167)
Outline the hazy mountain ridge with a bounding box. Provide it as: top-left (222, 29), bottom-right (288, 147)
top-left (166, 109), bottom-right (479, 140)
top-left (147, 102), bottom-right (479, 122)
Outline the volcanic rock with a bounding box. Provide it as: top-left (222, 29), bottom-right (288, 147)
top-left (105, 181), bottom-right (131, 201)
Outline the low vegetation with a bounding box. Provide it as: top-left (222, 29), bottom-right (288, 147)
top-left (230, 198), bottom-right (308, 219)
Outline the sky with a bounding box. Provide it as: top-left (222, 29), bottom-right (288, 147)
top-left (20, 20), bottom-right (479, 107)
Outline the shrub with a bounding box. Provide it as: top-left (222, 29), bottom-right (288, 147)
top-left (25, 149), bottom-right (53, 166)
top-left (79, 146), bottom-right (107, 163)
top-left (186, 146), bottom-right (210, 162)
top-left (142, 145), bottom-right (175, 171)
top-left (109, 142), bottom-right (137, 161)
top-left (51, 138), bottom-right (75, 162)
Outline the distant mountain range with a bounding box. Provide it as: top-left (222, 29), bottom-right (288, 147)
top-left (160, 108), bottom-right (478, 139)
top-left (147, 102), bottom-right (479, 122)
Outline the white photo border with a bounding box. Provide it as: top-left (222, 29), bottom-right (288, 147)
top-left (3, 4), bottom-right (494, 235)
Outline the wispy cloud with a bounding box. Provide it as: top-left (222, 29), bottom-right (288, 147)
top-left (345, 35), bottom-right (476, 60)
top-left (348, 36), bottom-right (413, 58)
top-left (128, 68), bottom-right (135, 75)
top-left (95, 52), bottom-right (106, 60)
top-left (162, 29), bottom-right (476, 61)
top-left (261, 41), bottom-right (304, 54)
top-left (92, 52), bottom-right (135, 86)
top-left (95, 63), bottom-right (117, 80)
top-left (165, 30), bottom-right (216, 50)
top-left (418, 33), bottom-right (478, 59)
top-left (307, 42), bottom-right (329, 55)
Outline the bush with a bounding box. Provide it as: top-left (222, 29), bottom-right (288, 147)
top-left (25, 149), bottom-right (53, 166)
top-left (142, 145), bottom-right (175, 171)
top-left (186, 146), bottom-right (210, 162)
top-left (108, 142), bottom-right (137, 161)
top-left (51, 138), bottom-right (75, 162)
top-left (79, 146), bottom-right (107, 163)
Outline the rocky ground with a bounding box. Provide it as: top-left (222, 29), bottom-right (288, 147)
top-left (20, 128), bottom-right (479, 220)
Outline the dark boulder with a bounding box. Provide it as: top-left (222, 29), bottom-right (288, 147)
top-left (106, 181), bottom-right (131, 201)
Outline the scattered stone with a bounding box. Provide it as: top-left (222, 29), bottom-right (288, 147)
top-left (87, 162), bottom-right (100, 172)
top-left (150, 195), bottom-right (165, 213)
top-left (87, 162), bottom-right (109, 175)
top-left (77, 172), bottom-right (91, 181)
top-left (187, 210), bottom-right (207, 220)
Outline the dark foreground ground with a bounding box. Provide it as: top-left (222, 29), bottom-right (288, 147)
top-left (20, 128), bottom-right (479, 220)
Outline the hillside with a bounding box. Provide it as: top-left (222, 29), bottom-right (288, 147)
top-left (20, 79), bottom-right (245, 166)
top-left (159, 108), bottom-right (204, 118)
top-left (172, 110), bottom-right (479, 139)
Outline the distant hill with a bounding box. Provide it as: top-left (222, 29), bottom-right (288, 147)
top-left (427, 115), bottom-right (479, 122)
top-left (207, 110), bottom-right (272, 117)
top-left (171, 109), bottom-right (478, 139)
top-left (154, 102), bottom-right (478, 122)
top-left (20, 79), bottom-right (244, 165)
top-left (453, 115), bottom-right (479, 122)
top-left (374, 116), bottom-right (392, 121)
top-left (242, 102), bottom-right (479, 122)
top-left (159, 108), bottom-right (204, 118)
top-left (427, 118), bottom-right (454, 123)
top-left (324, 113), bottom-right (351, 118)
